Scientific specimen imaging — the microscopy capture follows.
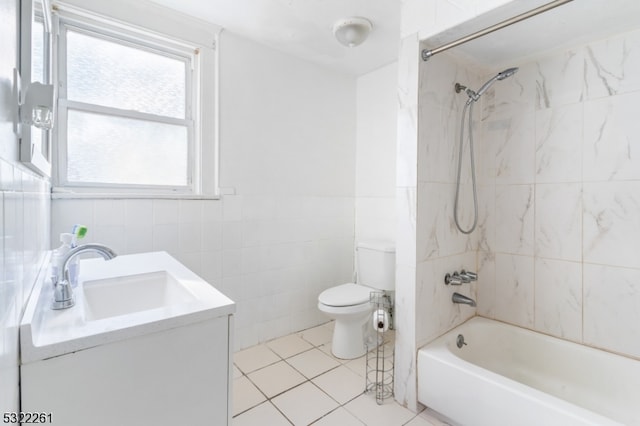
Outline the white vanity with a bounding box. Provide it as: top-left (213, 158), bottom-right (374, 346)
top-left (20, 251), bottom-right (235, 426)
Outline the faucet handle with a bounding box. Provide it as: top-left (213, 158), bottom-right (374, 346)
top-left (460, 270), bottom-right (478, 282)
top-left (444, 272), bottom-right (464, 285)
top-left (52, 280), bottom-right (75, 310)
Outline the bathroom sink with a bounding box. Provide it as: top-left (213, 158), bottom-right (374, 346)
top-left (20, 251), bottom-right (235, 363)
top-left (82, 271), bottom-right (197, 321)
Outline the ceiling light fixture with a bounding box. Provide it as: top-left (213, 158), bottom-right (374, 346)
top-left (333, 17), bottom-right (372, 48)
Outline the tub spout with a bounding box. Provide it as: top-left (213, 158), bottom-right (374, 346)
top-left (452, 292), bottom-right (476, 307)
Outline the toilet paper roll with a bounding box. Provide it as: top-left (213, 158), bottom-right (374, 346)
top-left (372, 309), bottom-right (389, 333)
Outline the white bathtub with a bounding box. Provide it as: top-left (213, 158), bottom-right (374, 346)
top-left (417, 317), bottom-right (640, 426)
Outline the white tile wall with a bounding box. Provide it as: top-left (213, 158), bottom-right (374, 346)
top-left (51, 32), bottom-right (358, 351)
top-left (52, 195), bottom-right (355, 350)
top-left (583, 264), bottom-right (640, 357)
top-left (0, 0), bottom-right (51, 414)
top-left (414, 52), bottom-right (483, 355)
top-left (393, 32), bottom-right (421, 410)
top-left (399, 0), bottom-right (640, 412)
top-left (0, 159), bottom-right (50, 414)
top-left (534, 258), bottom-right (582, 342)
top-left (534, 104), bottom-right (583, 183)
top-left (474, 28), bottom-right (640, 359)
top-left (394, 0), bottom-right (513, 400)
top-left (53, 32), bottom-right (390, 357)
top-left (355, 62), bottom-right (398, 244)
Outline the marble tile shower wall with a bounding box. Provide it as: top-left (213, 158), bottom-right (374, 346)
top-left (415, 52), bottom-right (482, 348)
top-left (475, 28), bottom-right (640, 359)
top-left (0, 158), bottom-right (51, 411)
top-left (397, 0), bottom-right (528, 412)
top-left (51, 196), bottom-right (354, 350)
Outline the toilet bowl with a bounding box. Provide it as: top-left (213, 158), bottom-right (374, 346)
top-left (317, 241), bottom-right (395, 360)
top-left (318, 283), bottom-right (373, 359)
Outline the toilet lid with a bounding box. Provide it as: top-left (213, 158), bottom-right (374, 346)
top-left (319, 283), bottom-right (371, 307)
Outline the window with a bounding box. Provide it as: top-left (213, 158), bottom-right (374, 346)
top-left (53, 4), bottom-right (219, 197)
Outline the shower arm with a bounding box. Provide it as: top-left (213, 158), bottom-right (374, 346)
top-left (421, 0), bottom-right (574, 61)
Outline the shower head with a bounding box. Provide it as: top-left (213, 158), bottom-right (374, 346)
top-left (497, 67), bottom-right (519, 80)
top-left (473, 67), bottom-right (519, 100)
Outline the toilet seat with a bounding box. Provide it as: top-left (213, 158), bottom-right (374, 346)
top-left (318, 283), bottom-right (371, 307)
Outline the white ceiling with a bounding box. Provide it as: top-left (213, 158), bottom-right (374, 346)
top-left (143, 0), bottom-right (640, 77)
top-left (145, 0), bottom-right (401, 76)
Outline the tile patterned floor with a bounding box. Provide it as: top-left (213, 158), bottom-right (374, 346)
top-left (233, 321), bottom-right (449, 426)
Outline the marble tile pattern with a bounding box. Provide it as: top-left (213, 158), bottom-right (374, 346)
top-left (393, 33), bottom-right (421, 411)
top-left (397, 0), bottom-right (640, 413)
top-left (415, 51), bottom-right (482, 351)
top-left (422, 27), bottom-right (640, 360)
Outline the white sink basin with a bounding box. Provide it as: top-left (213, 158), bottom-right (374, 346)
top-left (20, 251), bottom-right (235, 363)
top-left (83, 271), bottom-right (197, 321)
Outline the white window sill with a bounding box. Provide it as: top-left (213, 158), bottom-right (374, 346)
top-left (51, 189), bottom-right (227, 200)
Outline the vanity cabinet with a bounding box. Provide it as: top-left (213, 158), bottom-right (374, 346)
top-left (20, 252), bottom-right (235, 426)
top-left (21, 314), bottom-right (233, 426)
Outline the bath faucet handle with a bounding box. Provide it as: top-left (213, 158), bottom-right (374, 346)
top-left (460, 270), bottom-right (478, 282)
top-left (444, 272), bottom-right (464, 285)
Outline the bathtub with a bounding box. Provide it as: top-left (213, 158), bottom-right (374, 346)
top-left (417, 317), bottom-right (640, 426)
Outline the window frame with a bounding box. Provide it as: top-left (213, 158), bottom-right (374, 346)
top-left (51, 3), bottom-right (219, 198)
top-left (18, 0), bottom-right (54, 177)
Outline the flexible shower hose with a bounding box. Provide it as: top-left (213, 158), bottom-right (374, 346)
top-left (453, 101), bottom-right (478, 234)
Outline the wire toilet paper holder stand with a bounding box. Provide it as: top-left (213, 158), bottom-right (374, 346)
top-left (365, 291), bottom-right (394, 404)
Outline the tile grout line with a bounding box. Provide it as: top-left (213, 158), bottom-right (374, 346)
top-left (234, 344), bottom-right (350, 417)
top-left (233, 323), bottom-right (361, 421)
top-left (233, 323), bottom-right (436, 425)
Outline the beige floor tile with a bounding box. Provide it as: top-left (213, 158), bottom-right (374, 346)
top-left (234, 344), bottom-right (281, 374)
top-left (248, 360), bottom-right (306, 398)
top-left (317, 341), bottom-right (353, 364)
top-left (343, 353), bottom-right (368, 377)
top-left (312, 407), bottom-right (365, 426)
top-left (419, 409), bottom-right (450, 425)
top-left (233, 364), bottom-right (243, 379)
top-left (405, 414), bottom-right (442, 426)
top-left (267, 333), bottom-right (314, 359)
top-left (344, 394), bottom-right (415, 426)
top-left (317, 342), bottom-right (334, 357)
top-left (233, 376), bottom-right (267, 416)
top-left (272, 382), bottom-right (339, 426)
top-left (287, 348), bottom-right (341, 379)
top-left (312, 365), bottom-right (365, 404)
top-left (233, 401), bottom-right (291, 426)
top-left (298, 323), bottom-right (333, 346)
top-left (233, 325), bottom-right (417, 426)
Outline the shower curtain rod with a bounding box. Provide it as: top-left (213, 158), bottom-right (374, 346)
top-left (421, 0), bottom-right (574, 61)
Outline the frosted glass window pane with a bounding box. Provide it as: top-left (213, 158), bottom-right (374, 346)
top-left (67, 110), bottom-right (188, 186)
top-left (67, 30), bottom-right (186, 118)
top-left (31, 21), bottom-right (47, 158)
top-left (31, 21), bottom-right (44, 82)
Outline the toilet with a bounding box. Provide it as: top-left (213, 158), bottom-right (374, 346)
top-left (318, 241), bottom-right (395, 359)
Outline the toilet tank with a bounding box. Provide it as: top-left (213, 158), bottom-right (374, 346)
top-left (356, 241), bottom-right (395, 291)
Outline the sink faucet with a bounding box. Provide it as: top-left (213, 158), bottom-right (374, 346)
top-left (452, 292), bottom-right (476, 307)
top-left (52, 243), bottom-right (117, 310)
